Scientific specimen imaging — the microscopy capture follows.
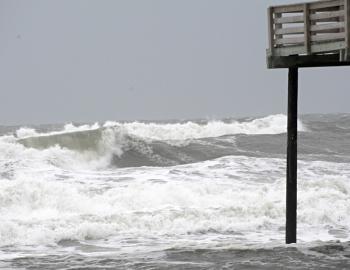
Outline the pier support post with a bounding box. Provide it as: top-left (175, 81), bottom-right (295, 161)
top-left (286, 67), bottom-right (298, 244)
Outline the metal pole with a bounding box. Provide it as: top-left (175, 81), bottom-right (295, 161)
top-left (286, 67), bottom-right (298, 244)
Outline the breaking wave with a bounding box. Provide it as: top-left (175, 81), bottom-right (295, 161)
top-left (15, 114), bottom-right (303, 141)
top-left (2, 114), bottom-right (305, 169)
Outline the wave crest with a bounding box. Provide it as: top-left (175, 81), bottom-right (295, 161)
top-left (4, 114), bottom-right (305, 169)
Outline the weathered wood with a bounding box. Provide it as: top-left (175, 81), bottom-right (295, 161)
top-left (311, 28), bottom-right (344, 33)
top-left (268, 7), bottom-right (275, 55)
top-left (268, 0), bottom-right (349, 60)
top-left (345, 0), bottom-right (350, 57)
top-left (304, 4), bottom-right (311, 54)
top-left (274, 4), bottom-right (304, 13)
top-left (313, 16), bottom-right (344, 22)
top-left (286, 67), bottom-right (298, 244)
top-left (273, 45), bottom-right (306, 56)
top-left (273, 0), bottom-right (343, 13)
top-left (311, 9), bottom-right (317, 37)
top-left (275, 36), bottom-right (305, 45)
top-left (273, 40), bottom-right (346, 56)
top-left (275, 26), bottom-right (304, 35)
top-left (311, 40), bottom-right (346, 51)
top-left (275, 13), bottom-right (283, 40)
top-left (311, 32), bottom-right (345, 41)
top-left (309, 0), bottom-right (343, 10)
top-left (275, 15), bottom-right (304, 24)
top-left (310, 22), bottom-right (344, 32)
top-left (310, 10), bottom-right (344, 21)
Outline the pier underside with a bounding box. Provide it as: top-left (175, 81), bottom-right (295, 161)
top-left (268, 53), bottom-right (350, 68)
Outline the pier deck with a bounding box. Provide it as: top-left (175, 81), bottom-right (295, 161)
top-left (267, 0), bottom-right (350, 68)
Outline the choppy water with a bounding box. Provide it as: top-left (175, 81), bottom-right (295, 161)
top-left (1, 114), bottom-right (350, 269)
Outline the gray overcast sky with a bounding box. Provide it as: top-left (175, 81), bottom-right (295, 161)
top-left (0, 0), bottom-right (349, 125)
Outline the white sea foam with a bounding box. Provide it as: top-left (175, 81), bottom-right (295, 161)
top-left (105, 114), bottom-right (306, 141)
top-left (15, 123), bottom-right (100, 139)
top-left (15, 127), bottom-right (38, 138)
top-left (0, 155), bottom-right (349, 249)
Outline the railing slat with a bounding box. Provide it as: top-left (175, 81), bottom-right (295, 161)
top-left (268, 7), bottom-right (274, 54)
top-left (309, 0), bottom-right (343, 10)
top-left (273, 41), bottom-right (346, 56)
top-left (275, 22), bottom-right (345, 35)
top-left (275, 33), bottom-right (345, 47)
top-left (311, 40), bottom-right (346, 52)
top-left (275, 13), bottom-right (283, 40)
top-left (310, 10), bottom-right (344, 21)
top-left (345, 0), bottom-right (350, 53)
top-left (275, 27), bottom-right (304, 35)
top-left (273, 0), bottom-right (343, 13)
top-left (310, 22), bottom-right (345, 31)
top-left (275, 36), bottom-right (305, 45)
top-left (310, 32), bottom-right (345, 41)
top-left (274, 4), bottom-right (304, 14)
top-left (274, 15), bottom-right (304, 24)
top-left (304, 4), bottom-right (311, 54)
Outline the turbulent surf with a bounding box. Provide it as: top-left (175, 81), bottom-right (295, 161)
top-left (1, 114), bottom-right (350, 269)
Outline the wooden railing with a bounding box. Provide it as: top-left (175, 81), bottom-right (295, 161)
top-left (268, 0), bottom-right (350, 59)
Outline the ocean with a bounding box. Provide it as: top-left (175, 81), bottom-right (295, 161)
top-left (0, 114), bottom-right (349, 269)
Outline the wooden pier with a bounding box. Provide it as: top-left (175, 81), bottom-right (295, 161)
top-left (268, 0), bottom-right (350, 68)
top-left (267, 0), bottom-right (350, 244)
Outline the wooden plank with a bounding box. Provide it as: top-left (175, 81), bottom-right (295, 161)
top-left (313, 16), bottom-right (344, 22)
top-left (310, 32), bottom-right (345, 41)
top-left (273, 45), bottom-right (306, 56)
top-left (268, 7), bottom-right (274, 54)
top-left (275, 36), bottom-right (305, 45)
top-left (311, 40), bottom-right (346, 52)
top-left (310, 22), bottom-right (345, 31)
top-left (304, 4), bottom-right (311, 54)
top-left (345, 0), bottom-right (350, 50)
top-left (311, 28), bottom-right (345, 33)
top-left (310, 10), bottom-right (344, 21)
top-left (273, 0), bottom-right (343, 13)
top-left (309, 0), bottom-right (343, 10)
top-left (311, 6), bottom-right (344, 12)
top-left (275, 15), bottom-right (304, 24)
top-left (274, 4), bottom-right (304, 14)
top-left (311, 9), bottom-right (317, 37)
top-left (275, 13), bottom-right (283, 40)
top-left (273, 41), bottom-right (346, 56)
top-left (275, 26), bottom-right (304, 35)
